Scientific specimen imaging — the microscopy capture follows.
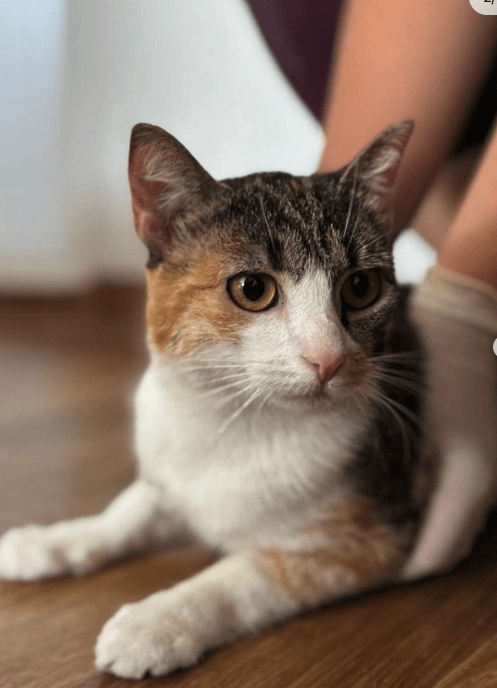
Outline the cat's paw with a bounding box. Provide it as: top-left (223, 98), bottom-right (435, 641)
top-left (95, 594), bottom-right (206, 679)
top-left (0, 525), bottom-right (68, 581)
top-left (0, 522), bottom-right (103, 581)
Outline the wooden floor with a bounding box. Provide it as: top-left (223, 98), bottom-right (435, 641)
top-left (2, 287), bottom-right (497, 688)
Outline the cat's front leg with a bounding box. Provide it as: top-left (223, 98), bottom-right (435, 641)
top-left (95, 551), bottom-right (299, 679)
top-left (96, 515), bottom-right (408, 680)
top-left (0, 480), bottom-right (181, 580)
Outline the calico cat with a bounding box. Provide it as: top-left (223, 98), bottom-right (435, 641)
top-left (0, 121), bottom-right (432, 679)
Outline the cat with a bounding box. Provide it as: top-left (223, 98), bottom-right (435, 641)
top-left (0, 120), bottom-right (433, 679)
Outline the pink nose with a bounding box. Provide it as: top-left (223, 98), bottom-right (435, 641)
top-left (303, 353), bottom-right (346, 385)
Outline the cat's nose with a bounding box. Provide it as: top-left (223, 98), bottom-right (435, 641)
top-left (303, 353), bottom-right (346, 385)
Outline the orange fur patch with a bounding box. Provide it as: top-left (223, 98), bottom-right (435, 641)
top-left (259, 496), bottom-right (411, 607)
top-left (146, 249), bottom-right (251, 355)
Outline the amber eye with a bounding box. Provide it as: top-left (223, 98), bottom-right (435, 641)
top-left (227, 273), bottom-right (278, 312)
top-left (341, 269), bottom-right (382, 311)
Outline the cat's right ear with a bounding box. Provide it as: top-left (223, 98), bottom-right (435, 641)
top-left (128, 124), bottom-right (219, 252)
top-left (338, 120), bottom-right (414, 219)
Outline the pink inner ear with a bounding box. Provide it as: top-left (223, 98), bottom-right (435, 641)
top-left (129, 147), bottom-right (161, 242)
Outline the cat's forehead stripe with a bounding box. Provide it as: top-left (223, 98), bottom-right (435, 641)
top-left (219, 173), bottom-right (389, 282)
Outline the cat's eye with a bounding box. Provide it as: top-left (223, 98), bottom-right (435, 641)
top-left (341, 269), bottom-right (382, 311)
top-left (227, 273), bottom-right (278, 312)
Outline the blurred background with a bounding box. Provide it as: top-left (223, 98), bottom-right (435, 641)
top-left (0, 0), bottom-right (434, 296)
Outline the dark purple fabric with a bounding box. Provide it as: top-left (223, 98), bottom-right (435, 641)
top-left (245, 0), bottom-right (343, 121)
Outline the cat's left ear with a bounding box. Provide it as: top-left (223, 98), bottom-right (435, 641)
top-left (341, 120), bottom-right (414, 216)
top-left (128, 123), bottom-right (221, 251)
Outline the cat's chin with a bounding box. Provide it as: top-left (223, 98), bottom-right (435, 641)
top-left (269, 385), bottom-right (345, 412)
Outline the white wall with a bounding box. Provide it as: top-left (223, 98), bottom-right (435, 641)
top-left (0, 0), bottom-right (72, 289)
top-left (0, 0), bottom-right (433, 293)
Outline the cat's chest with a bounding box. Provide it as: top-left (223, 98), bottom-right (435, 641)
top-left (147, 447), bottom-right (321, 549)
top-left (134, 366), bottom-right (367, 549)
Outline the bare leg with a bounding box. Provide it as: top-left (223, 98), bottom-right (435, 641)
top-left (438, 122), bottom-right (497, 288)
top-left (0, 480), bottom-right (182, 580)
top-left (411, 148), bottom-right (479, 250)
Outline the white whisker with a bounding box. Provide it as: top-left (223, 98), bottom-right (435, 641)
top-left (372, 351), bottom-right (421, 363)
top-left (376, 389), bottom-right (424, 430)
top-left (343, 166), bottom-right (358, 244)
top-left (193, 371), bottom-right (254, 386)
top-left (371, 391), bottom-right (412, 467)
top-left (193, 379), bottom-right (252, 400)
top-left (371, 369), bottom-right (424, 394)
top-left (213, 388), bottom-right (262, 440)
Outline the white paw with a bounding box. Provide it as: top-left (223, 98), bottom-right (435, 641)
top-left (95, 593), bottom-right (206, 679)
top-left (0, 521), bottom-right (104, 581)
top-left (0, 526), bottom-right (67, 581)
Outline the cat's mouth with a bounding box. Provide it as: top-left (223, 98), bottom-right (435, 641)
top-left (303, 387), bottom-right (335, 410)
top-left (270, 377), bottom-right (352, 410)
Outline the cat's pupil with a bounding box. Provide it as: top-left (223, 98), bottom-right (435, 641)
top-left (242, 275), bottom-right (265, 302)
top-left (350, 272), bottom-right (370, 298)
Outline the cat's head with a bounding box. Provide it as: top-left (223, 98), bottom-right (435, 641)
top-left (128, 121), bottom-right (413, 409)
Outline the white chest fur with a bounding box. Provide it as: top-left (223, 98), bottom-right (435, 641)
top-left (134, 363), bottom-right (369, 552)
